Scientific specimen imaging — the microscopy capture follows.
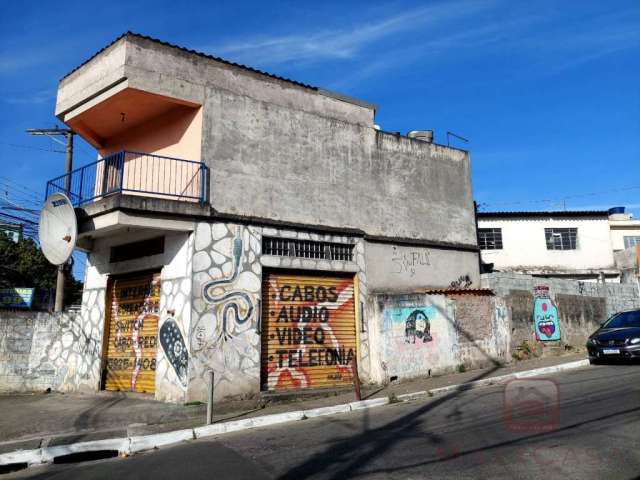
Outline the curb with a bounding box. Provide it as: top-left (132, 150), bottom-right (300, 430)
top-left (426, 359), bottom-right (590, 397)
top-left (0, 358), bottom-right (590, 470)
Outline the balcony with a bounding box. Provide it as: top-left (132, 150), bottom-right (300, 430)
top-left (46, 151), bottom-right (209, 207)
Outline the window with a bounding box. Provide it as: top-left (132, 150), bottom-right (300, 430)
top-left (623, 236), bottom-right (640, 249)
top-left (262, 237), bottom-right (354, 261)
top-left (545, 228), bottom-right (577, 250)
top-left (110, 237), bottom-right (165, 263)
top-left (478, 228), bottom-right (503, 250)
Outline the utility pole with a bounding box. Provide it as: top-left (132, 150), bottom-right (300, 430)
top-left (27, 127), bottom-right (75, 312)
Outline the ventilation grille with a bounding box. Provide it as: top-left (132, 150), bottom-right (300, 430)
top-left (262, 237), bottom-right (354, 261)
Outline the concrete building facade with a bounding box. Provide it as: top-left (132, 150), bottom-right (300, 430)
top-left (45, 33), bottom-right (480, 403)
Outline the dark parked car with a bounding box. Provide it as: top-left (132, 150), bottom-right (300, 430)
top-left (586, 309), bottom-right (640, 364)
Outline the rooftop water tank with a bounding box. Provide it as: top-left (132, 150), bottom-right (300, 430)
top-left (608, 206), bottom-right (625, 215)
top-left (407, 130), bottom-right (434, 143)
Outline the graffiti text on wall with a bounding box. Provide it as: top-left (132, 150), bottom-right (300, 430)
top-left (449, 275), bottom-right (472, 289)
top-left (533, 286), bottom-right (561, 341)
top-left (263, 275), bottom-right (356, 390)
top-left (105, 274), bottom-right (160, 393)
top-left (391, 247), bottom-right (430, 277)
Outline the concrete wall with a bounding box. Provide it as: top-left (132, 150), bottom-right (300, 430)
top-left (202, 91), bottom-right (475, 245)
top-left (479, 216), bottom-right (615, 274)
top-left (365, 242), bottom-right (480, 292)
top-left (366, 292), bottom-right (510, 384)
top-left (481, 273), bottom-right (640, 351)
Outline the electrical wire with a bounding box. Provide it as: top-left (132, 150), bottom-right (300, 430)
top-left (0, 141), bottom-right (65, 154)
top-left (480, 185), bottom-right (640, 209)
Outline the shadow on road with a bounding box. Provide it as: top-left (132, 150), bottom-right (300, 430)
top-left (279, 300), bottom-right (508, 479)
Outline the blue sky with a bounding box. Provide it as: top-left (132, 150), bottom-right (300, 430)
top-left (1, 0), bottom-right (639, 278)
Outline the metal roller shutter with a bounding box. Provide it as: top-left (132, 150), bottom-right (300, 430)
top-left (103, 272), bottom-right (160, 394)
top-left (261, 271), bottom-right (357, 391)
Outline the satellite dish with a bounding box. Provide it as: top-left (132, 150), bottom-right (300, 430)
top-left (39, 192), bottom-right (77, 265)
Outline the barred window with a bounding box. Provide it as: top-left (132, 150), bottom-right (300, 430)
top-left (262, 237), bottom-right (354, 261)
top-left (545, 228), bottom-right (578, 250)
top-left (623, 236), bottom-right (640, 249)
top-left (478, 228), bottom-right (503, 250)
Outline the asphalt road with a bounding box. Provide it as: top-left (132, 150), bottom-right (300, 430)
top-left (8, 363), bottom-right (640, 480)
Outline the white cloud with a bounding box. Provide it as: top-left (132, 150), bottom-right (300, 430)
top-left (204, 2), bottom-right (639, 90)
top-left (2, 89), bottom-right (53, 105)
top-left (205, 0), bottom-right (495, 67)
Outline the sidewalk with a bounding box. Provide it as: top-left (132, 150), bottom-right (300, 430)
top-left (0, 353), bottom-right (587, 454)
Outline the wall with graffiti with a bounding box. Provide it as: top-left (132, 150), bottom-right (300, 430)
top-left (377, 295), bottom-right (459, 381)
top-left (533, 285), bottom-right (561, 341)
top-left (368, 292), bottom-right (511, 383)
top-left (187, 222), bottom-right (262, 402)
top-left (0, 288), bottom-right (106, 393)
top-left (155, 232), bottom-right (194, 402)
top-left (186, 222), bottom-right (370, 402)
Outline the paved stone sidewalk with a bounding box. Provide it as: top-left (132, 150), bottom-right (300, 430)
top-left (0, 353), bottom-right (587, 453)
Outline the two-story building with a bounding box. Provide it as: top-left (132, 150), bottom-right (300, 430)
top-left (477, 210), bottom-right (620, 281)
top-left (46, 33), bottom-right (480, 403)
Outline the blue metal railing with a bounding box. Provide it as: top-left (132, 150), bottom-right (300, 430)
top-left (45, 151), bottom-right (209, 206)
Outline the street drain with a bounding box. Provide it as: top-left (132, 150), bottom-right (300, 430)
top-left (53, 450), bottom-right (119, 464)
top-left (0, 463), bottom-right (28, 475)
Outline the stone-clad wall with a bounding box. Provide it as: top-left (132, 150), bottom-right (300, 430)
top-left (0, 288), bottom-right (105, 393)
top-left (188, 222), bottom-right (263, 402)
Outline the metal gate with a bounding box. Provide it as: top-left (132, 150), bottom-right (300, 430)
top-left (261, 271), bottom-right (357, 391)
top-left (103, 271), bottom-right (160, 393)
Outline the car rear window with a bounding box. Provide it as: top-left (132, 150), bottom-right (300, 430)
top-left (603, 310), bottom-right (640, 329)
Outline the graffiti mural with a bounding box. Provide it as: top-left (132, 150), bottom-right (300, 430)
top-left (404, 309), bottom-right (433, 344)
top-left (189, 222), bottom-right (262, 402)
top-left (159, 318), bottom-right (188, 386)
top-left (533, 286), bottom-right (561, 341)
top-left (381, 298), bottom-right (458, 380)
top-left (202, 226), bottom-right (255, 343)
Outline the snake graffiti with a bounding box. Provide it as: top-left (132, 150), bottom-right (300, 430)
top-left (202, 226), bottom-right (255, 343)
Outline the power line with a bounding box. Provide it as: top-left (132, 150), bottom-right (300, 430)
top-left (0, 176), bottom-right (48, 204)
top-left (0, 141), bottom-right (65, 154)
top-left (481, 185), bottom-right (640, 209)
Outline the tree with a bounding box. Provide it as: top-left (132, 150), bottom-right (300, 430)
top-left (0, 232), bottom-right (83, 307)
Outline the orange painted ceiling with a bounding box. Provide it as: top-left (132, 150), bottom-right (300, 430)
top-left (67, 88), bottom-right (198, 148)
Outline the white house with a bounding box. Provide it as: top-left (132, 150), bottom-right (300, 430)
top-left (477, 210), bottom-right (620, 281)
